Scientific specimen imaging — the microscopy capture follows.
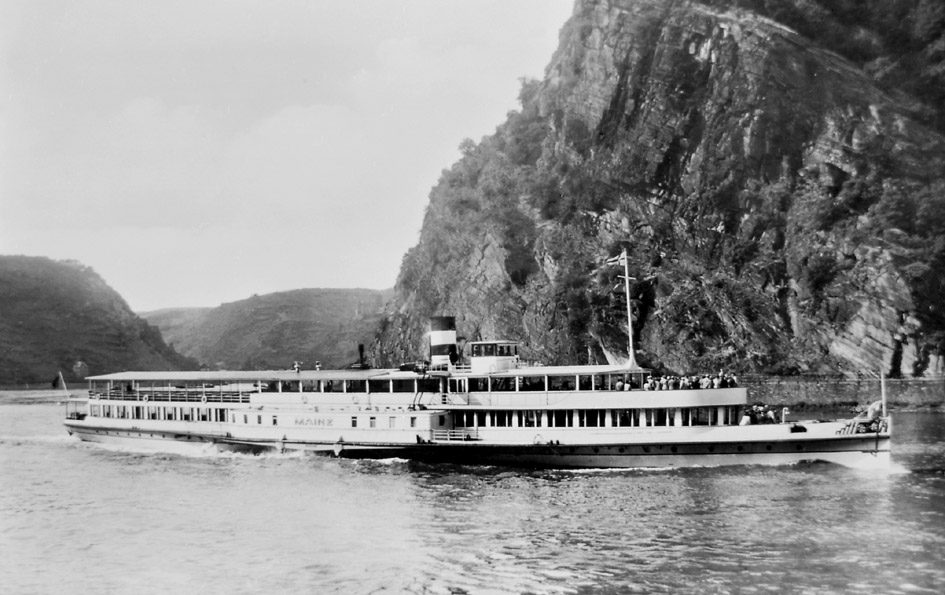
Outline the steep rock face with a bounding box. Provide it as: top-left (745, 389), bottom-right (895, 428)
top-left (374, 0), bottom-right (945, 377)
top-left (0, 256), bottom-right (197, 385)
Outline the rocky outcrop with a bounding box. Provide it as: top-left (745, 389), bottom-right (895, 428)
top-left (373, 0), bottom-right (945, 379)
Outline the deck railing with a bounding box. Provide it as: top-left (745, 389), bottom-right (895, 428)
top-left (91, 392), bottom-right (251, 404)
top-left (432, 429), bottom-right (480, 441)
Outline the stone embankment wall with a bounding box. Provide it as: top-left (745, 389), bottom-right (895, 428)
top-left (741, 375), bottom-right (945, 411)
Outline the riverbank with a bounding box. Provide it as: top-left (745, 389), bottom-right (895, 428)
top-left (742, 375), bottom-right (944, 412)
top-left (0, 389), bottom-right (88, 404)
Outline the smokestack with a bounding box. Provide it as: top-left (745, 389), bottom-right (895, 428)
top-left (429, 316), bottom-right (457, 368)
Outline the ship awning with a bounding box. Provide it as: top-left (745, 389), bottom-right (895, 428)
top-left (85, 369), bottom-right (394, 383)
top-left (482, 364), bottom-right (649, 377)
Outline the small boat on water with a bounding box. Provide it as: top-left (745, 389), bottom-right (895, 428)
top-left (63, 322), bottom-right (892, 469)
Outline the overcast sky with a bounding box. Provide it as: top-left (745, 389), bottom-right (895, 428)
top-left (1, 0), bottom-right (574, 311)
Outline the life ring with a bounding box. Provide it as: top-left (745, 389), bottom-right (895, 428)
top-left (142, 395), bottom-right (149, 402)
top-left (201, 395), bottom-right (207, 404)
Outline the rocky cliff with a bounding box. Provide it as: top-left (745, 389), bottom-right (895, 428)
top-left (372, 0), bottom-right (945, 378)
top-left (0, 256), bottom-right (198, 385)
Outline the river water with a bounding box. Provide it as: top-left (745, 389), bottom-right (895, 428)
top-left (1, 398), bottom-right (943, 595)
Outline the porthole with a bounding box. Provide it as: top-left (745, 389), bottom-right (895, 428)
top-left (766, 444), bottom-right (773, 451)
top-left (737, 445), bottom-right (744, 452)
top-left (670, 446), bottom-right (678, 453)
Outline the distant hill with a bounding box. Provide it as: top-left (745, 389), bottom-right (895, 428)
top-left (140, 288), bottom-right (393, 370)
top-left (0, 256), bottom-right (199, 386)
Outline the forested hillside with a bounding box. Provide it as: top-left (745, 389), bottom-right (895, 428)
top-left (141, 288), bottom-right (392, 370)
top-left (0, 256), bottom-right (198, 386)
top-left (372, 0), bottom-right (945, 378)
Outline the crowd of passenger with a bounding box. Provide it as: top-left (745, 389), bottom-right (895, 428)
top-left (739, 404), bottom-right (781, 425)
top-left (615, 372), bottom-right (738, 391)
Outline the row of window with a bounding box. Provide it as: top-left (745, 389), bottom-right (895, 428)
top-left (89, 403), bottom-right (443, 430)
top-left (89, 404), bottom-right (741, 430)
top-left (96, 372), bottom-right (660, 399)
top-left (90, 404), bottom-right (228, 422)
top-left (449, 373), bottom-right (647, 393)
top-left (452, 407), bottom-right (741, 429)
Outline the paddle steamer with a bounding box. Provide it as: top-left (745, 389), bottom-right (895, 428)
top-left (64, 317), bottom-right (892, 469)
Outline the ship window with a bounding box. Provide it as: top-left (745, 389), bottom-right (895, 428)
top-left (370, 417), bottom-right (376, 428)
top-left (578, 375), bottom-right (593, 390)
top-left (548, 376), bottom-right (575, 391)
top-left (417, 378), bottom-right (440, 393)
top-left (389, 417), bottom-right (396, 428)
top-left (438, 415), bottom-right (446, 426)
top-left (272, 416), bottom-right (278, 426)
top-left (581, 410), bottom-right (602, 427)
top-left (491, 377), bottom-right (514, 392)
top-left (257, 415), bottom-right (262, 425)
top-left (410, 417), bottom-right (416, 428)
top-left (524, 410), bottom-right (542, 428)
top-left (494, 411), bottom-right (510, 427)
top-left (483, 344), bottom-right (496, 357)
top-left (653, 409), bottom-right (667, 426)
top-left (243, 415), bottom-right (248, 424)
top-left (476, 411), bottom-right (487, 427)
top-left (392, 379), bottom-right (414, 393)
top-left (351, 417), bottom-right (358, 428)
top-left (469, 377), bottom-right (488, 392)
top-left (615, 409), bottom-right (631, 426)
top-left (519, 376), bottom-right (545, 391)
top-left (690, 408), bottom-right (711, 426)
top-left (551, 410), bottom-right (568, 427)
top-left (369, 379), bottom-right (390, 393)
top-left (345, 379), bottom-right (366, 393)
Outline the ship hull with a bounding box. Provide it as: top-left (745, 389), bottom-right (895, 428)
top-left (65, 417), bottom-right (891, 469)
top-left (64, 420), bottom-right (255, 454)
top-left (326, 435), bottom-right (892, 470)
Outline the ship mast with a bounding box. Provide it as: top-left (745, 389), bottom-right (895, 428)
top-left (607, 250), bottom-right (638, 369)
top-left (618, 250), bottom-right (638, 369)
